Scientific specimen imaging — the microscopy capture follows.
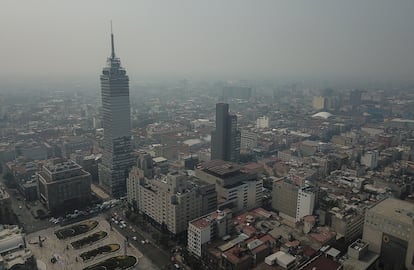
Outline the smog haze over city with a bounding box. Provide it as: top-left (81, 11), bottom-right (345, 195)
top-left (1, 0), bottom-right (414, 81)
top-left (1, 1), bottom-right (414, 270)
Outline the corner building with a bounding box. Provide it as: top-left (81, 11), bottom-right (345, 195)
top-left (135, 171), bottom-right (217, 235)
top-left (37, 159), bottom-right (91, 213)
top-left (98, 30), bottom-right (133, 198)
top-left (363, 198), bottom-right (414, 270)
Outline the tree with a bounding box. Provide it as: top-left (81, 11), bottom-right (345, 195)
top-left (160, 234), bottom-right (169, 248)
top-left (125, 209), bottom-right (132, 219)
top-left (129, 213), bottom-right (138, 224)
top-left (263, 177), bottom-right (274, 190)
top-left (181, 248), bottom-right (200, 270)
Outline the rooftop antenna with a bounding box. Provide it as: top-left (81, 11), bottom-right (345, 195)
top-left (110, 21), bottom-right (115, 58)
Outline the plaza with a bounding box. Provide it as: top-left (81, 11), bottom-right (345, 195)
top-left (27, 215), bottom-right (151, 270)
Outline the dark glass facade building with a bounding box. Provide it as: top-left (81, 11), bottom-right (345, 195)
top-left (98, 31), bottom-right (133, 198)
top-left (211, 103), bottom-right (240, 162)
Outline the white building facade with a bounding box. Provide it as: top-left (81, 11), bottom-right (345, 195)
top-left (296, 187), bottom-right (316, 222)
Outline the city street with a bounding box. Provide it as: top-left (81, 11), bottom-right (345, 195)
top-left (0, 180), bottom-right (51, 233)
top-left (107, 210), bottom-right (172, 270)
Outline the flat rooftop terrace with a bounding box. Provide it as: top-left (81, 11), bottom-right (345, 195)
top-left (368, 198), bottom-right (414, 225)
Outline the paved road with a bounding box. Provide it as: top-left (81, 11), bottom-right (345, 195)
top-left (3, 186), bottom-right (51, 233)
top-left (107, 212), bottom-right (172, 270)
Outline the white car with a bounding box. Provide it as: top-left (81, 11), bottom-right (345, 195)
top-left (132, 236), bottom-right (137, 241)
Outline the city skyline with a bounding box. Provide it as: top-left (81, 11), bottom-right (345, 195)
top-left (1, 2), bottom-right (414, 270)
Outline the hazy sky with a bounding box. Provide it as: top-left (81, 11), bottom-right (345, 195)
top-left (2, 1), bottom-right (414, 81)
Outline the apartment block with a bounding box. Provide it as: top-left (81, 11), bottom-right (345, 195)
top-left (188, 209), bottom-right (233, 257)
top-left (133, 171), bottom-right (217, 235)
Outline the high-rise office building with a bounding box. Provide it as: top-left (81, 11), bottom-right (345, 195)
top-left (211, 103), bottom-right (240, 162)
top-left (98, 28), bottom-right (133, 198)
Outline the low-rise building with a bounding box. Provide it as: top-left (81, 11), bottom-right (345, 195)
top-left (264, 251), bottom-right (296, 270)
top-left (15, 140), bottom-right (48, 161)
top-left (62, 136), bottom-right (92, 158)
top-left (5, 161), bottom-right (40, 201)
top-left (0, 225), bottom-right (37, 270)
top-left (343, 239), bottom-right (379, 270)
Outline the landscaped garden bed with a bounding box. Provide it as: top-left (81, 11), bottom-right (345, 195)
top-left (80, 244), bottom-right (120, 261)
top-left (83, 255), bottom-right (137, 270)
top-left (55, 220), bottom-right (98, 240)
top-left (71, 231), bottom-right (107, 249)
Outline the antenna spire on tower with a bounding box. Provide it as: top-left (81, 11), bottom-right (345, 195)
top-left (110, 21), bottom-right (115, 59)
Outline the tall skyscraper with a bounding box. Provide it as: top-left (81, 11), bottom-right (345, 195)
top-left (98, 28), bottom-right (133, 198)
top-left (211, 103), bottom-right (240, 162)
